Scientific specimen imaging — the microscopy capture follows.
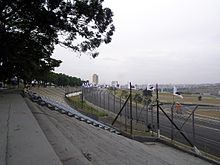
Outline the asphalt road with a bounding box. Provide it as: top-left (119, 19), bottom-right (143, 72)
top-left (83, 88), bottom-right (220, 158)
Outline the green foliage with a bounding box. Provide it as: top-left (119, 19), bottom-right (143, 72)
top-left (109, 87), bottom-right (118, 91)
top-left (48, 72), bottom-right (82, 86)
top-left (97, 111), bottom-right (108, 117)
top-left (143, 88), bottom-right (153, 104)
top-left (133, 93), bottom-right (142, 103)
top-left (143, 88), bottom-right (153, 98)
top-left (121, 90), bottom-right (129, 99)
top-left (0, 0), bottom-right (115, 83)
top-left (69, 95), bottom-right (108, 117)
top-left (82, 102), bottom-right (108, 117)
top-left (109, 87), bottom-right (114, 91)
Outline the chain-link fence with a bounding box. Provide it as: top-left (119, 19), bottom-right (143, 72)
top-left (82, 87), bottom-right (220, 157)
top-left (158, 102), bottom-right (220, 156)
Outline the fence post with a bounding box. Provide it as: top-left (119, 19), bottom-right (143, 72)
top-left (103, 91), bottom-right (106, 110)
top-left (146, 99), bottom-right (149, 129)
top-left (151, 105), bottom-right (154, 136)
top-left (136, 101), bottom-right (137, 122)
top-left (120, 95), bottom-right (122, 117)
top-left (156, 84), bottom-right (160, 138)
top-left (129, 82), bottom-right (133, 136)
top-left (125, 102), bottom-right (127, 131)
top-left (192, 109), bottom-right (195, 144)
top-left (99, 90), bottom-right (102, 108)
top-left (171, 102), bottom-right (174, 141)
top-left (92, 89), bottom-right (94, 104)
top-left (96, 89), bottom-right (98, 106)
top-left (81, 87), bottom-right (84, 109)
top-left (108, 92), bottom-right (110, 111)
top-left (98, 89), bottom-right (100, 107)
top-left (114, 87), bottom-right (116, 113)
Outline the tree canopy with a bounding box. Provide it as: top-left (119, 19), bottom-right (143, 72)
top-left (0, 0), bottom-right (114, 83)
top-left (30, 72), bottom-right (82, 86)
top-left (48, 72), bottom-right (82, 86)
top-left (133, 93), bottom-right (142, 103)
top-left (143, 88), bottom-right (153, 103)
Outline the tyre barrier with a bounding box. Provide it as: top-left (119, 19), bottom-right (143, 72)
top-left (28, 91), bottom-right (120, 134)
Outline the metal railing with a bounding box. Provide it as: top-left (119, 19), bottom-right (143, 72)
top-left (27, 88), bottom-right (118, 133)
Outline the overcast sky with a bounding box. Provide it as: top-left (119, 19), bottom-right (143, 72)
top-left (52, 0), bottom-right (220, 85)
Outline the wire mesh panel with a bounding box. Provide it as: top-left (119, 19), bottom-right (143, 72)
top-left (83, 87), bottom-right (220, 157)
top-left (157, 102), bottom-right (220, 157)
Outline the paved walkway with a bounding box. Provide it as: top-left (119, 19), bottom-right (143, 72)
top-left (0, 90), bottom-right (216, 165)
top-left (0, 90), bottom-right (62, 165)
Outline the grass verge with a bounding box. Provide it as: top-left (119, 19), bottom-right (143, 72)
top-left (66, 95), bottom-right (108, 117)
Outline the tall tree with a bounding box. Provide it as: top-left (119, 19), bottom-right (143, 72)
top-left (0, 0), bottom-right (115, 82)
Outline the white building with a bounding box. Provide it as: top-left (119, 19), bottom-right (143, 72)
top-left (92, 74), bottom-right (98, 85)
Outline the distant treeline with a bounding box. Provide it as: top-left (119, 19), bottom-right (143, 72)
top-left (0, 72), bottom-right (83, 88)
top-left (43, 72), bottom-right (82, 87)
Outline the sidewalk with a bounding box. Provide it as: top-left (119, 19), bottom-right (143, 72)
top-left (0, 90), bottom-right (62, 165)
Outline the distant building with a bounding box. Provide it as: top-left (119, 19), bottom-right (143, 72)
top-left (111, 81), bottom-right (119, 88)
top-left (203, 93), bottom-right (211, 96)
top-left (92, 74), bottom-right (98, 85)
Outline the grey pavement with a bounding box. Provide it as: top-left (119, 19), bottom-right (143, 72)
top-left (0, 90), bottom-right (62, 165)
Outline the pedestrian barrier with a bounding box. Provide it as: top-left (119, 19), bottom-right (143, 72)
top-left (27, 89), bottom-right (118, 134)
